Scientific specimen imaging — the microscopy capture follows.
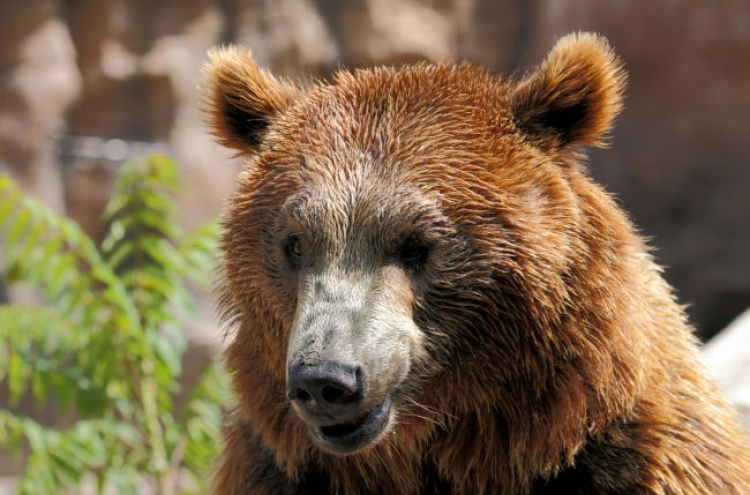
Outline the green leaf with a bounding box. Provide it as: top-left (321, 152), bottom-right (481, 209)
top-left (8, 350), bottom-right (26, 406)
top-left (152, 333), bottom-right (182, 378)
top-left (38, 235), bottom-right (63, 267)
top-left (0, 178), bottom-right (21, 225)
top-left (103, 236), bottom-right (137, 271)
top-left (147, 154), bottom-right (181, 190)
top-left (49, 450), bottom-right (83, 486)
top-left (31, 366), bottom-right (50, 407)
top-left (22, 419), bottom-right (48, 453)
top-left (100, 192), bottom-right (129, 223)
top-left (139, 188), bottom-right (178, 215)
top-left (109, 421), bottom-right (143, 449)
top-left (57, 215), bottom-right (81, 249)
top-left (5, 207), bottom-right (30, 255)
top-left (46, 251), bottom-right (77, 301)
top-left (20, 451), bottom-right (58, 494)
top-left (142, 236), bottom-right (183, 269)
top-left (17, 207), bottom-right (44, 257)
top-left (58, 274), bottom-right (90, 317)
top-left (138, 209), bottom-right (180, 237)
top-left (53, 372), bottom-right (73, 415)
top-left (100, 217), bottom-right (127, 253)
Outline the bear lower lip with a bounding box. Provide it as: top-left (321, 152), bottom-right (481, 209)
top-left (311, 396), bottom-right (392, 454)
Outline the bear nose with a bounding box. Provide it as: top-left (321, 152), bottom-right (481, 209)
top-left (287, 361), bottom-right (365, 424)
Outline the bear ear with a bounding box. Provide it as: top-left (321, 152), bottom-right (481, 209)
top-left (511, 32), bottom-right (626, 151)
top-left (202, 45), bottom-right (298, 152)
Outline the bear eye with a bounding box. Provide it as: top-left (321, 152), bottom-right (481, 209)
top-left (396, 235), bottom-right (431, 270)
top-left (284, 235), bottom-right (303, 267)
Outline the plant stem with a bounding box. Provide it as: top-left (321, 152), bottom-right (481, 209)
top-left (141, 366), bottom-right (169, 478)
top-left (161, 433), bottom-right (188, 495)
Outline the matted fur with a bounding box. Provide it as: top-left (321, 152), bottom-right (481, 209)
top-left (203, 33), bottom-right (750, 494)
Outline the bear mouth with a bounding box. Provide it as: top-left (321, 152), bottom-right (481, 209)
top-left (310, 396), bottom-right (392, 454)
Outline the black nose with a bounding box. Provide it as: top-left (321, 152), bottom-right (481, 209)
top-left (287, 361), bottom-right (365, 424)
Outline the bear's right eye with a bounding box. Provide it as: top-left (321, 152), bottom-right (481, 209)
top-left (284, 235), bottom-right (303, 268)
top-left (395, 235), bottom-right (431, 272)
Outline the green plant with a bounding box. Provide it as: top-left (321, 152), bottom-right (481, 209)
top-left (0, 155), bottom-right (227, 494)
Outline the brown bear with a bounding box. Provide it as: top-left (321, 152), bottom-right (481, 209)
top-left (202, 33), bottom-right (750, 494)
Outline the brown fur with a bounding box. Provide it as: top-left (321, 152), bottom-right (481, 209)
top-left (203, 33), bottom-right (750, 494)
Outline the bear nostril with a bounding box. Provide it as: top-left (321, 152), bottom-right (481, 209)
top-left (294, 388), bottom-right (313, 402)
top-left (321, 384), bottom-right (356, 404)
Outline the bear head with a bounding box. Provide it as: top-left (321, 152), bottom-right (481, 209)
top-left (204, 32), bottom-right (641, 485)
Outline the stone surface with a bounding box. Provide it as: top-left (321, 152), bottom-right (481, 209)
top-left (0, 0), bottom-right (79, 214)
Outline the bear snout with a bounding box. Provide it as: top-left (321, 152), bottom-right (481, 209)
top-left (287, 361), bottom-right (366, 426)
top-left (287, 360), bottom-right (394, 454)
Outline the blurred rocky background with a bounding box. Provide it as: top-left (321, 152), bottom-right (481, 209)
top-left (1, 0), bottom-right (749, 486)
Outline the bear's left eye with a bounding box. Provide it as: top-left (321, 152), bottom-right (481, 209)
top-left (395, 235), bottom-right (431, 271)
top-left (283, 235), bottom-right (303, 268)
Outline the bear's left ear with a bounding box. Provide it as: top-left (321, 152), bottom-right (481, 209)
top-left (511, 32), bottom-right (626, 151)
top-left (202, 45), bottom-right (299, 153)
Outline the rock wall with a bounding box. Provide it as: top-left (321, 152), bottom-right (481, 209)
top-left (1, 0), bottom-right (749, 337)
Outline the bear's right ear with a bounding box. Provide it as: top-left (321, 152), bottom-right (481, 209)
top-left (511, 32), bottom-right (626, 152)
top-left (202, 45), bottom-right (298, 152)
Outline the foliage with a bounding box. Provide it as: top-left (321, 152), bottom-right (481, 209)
top-left (0, 155), bottom-right (227, 494)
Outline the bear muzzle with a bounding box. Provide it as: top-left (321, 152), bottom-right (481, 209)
top-left (283, 268), bottom-right (419, 453)
top-left (287, 360), bottom-right (393, 454)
